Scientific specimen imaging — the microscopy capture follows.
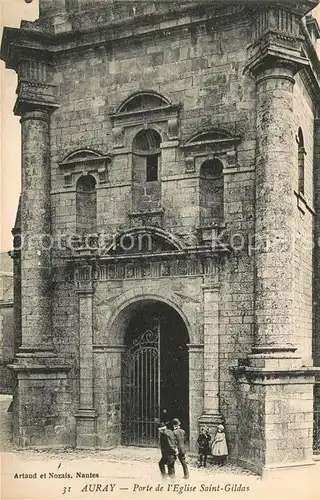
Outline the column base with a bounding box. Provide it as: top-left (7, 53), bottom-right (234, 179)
top-left (75, 409), bottom-right (98, 449)
top-left (17, 345), bottom-right (57, 359)
top-left (231, 357), bottom-right (320, 475)
top-left (8, 361), bottom-right (72, 448)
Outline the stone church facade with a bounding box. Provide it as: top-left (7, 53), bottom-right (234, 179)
top-left (1, 0), bottom-right (320, 475)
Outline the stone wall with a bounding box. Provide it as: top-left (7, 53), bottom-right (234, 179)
top-left (48, 13), bottom-right (257, 455)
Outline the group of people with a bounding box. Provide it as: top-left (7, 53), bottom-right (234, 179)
top-left (158, 418), bottom-right (228, 480)
top-left (197, 425), bottom-right (228, 467)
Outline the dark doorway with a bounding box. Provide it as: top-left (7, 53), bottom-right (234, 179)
top-left (121, 301), bottom-right (189, 446)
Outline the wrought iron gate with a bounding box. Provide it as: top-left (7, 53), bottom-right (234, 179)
top-left (122, 320), bottom-right (160, 446)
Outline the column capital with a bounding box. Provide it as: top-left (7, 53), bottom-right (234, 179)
top-left (245, 45), bottom-right (309, 82)
top-left (201, 282), bottom-right (221, 292)
top-left (187, 343), bottom-right (204, 353)
top-left (76, 282), bottom-right (94, 296)
top-left (14, 80), bottom-right (59, 117)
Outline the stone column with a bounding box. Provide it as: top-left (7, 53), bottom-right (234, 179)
top-left (18, 110), bottom-right (55, 357)
top-left (75, 282), bottom-right (97, 448)
top-left (253, 64), bottom-right (298, 359)
top-left (199, 283), bottom-right (222, 429)
top-left (232, 56), bottom-right (318, 474)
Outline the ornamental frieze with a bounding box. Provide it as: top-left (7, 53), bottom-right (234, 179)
top-left (74, 257), bottom-right (217, 284)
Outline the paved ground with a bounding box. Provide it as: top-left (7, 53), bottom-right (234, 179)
top-left (1, 395), bottom-right (318, 500)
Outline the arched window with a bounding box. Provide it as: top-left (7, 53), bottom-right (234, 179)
top-left (132, 129), bottom-right (162, 212)
top-left (132, 129), bottom-right (161, 182)
top-left (297, 128), bottom-right (305, 195)
top-left (199, 158), bottom-right (224, 226)
top-left (76, 175), bottom-right (97, 235)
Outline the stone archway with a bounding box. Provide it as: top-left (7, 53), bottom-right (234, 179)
top-left (114, 299), bottom-right (190, 446)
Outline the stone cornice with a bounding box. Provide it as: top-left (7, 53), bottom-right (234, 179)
top-left (256, 1), bottom-right (319, 17)
top-left (230, 365), bottom-right (320, 381)
top-left (1, 3), bottom-right (249, 68)
top-left (68, 246), bottom-right (230, 263)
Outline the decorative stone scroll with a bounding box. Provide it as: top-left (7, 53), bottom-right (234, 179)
top-left (167, 118), bottom-right (179, 140)
top-left (185, 156), bottom-right (195, 173)
top-left (112, 126), bottom-right (125, 148)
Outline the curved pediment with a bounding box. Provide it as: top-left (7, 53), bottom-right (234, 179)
top-left (101, 227), bottom-right (185, 256)
top-left (116, 91), bottom-right (172, 114)
top-left (183, 128), bottom-right (241, 147)
top-left (59, 148), bottom-right (112, 168)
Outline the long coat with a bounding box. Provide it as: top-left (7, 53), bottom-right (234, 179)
top-left (160, 429), bottom-right (177, 457)
top-left (173, 427), bottom-right (186, 454)
top-left (197, 432), bottom-right (211, 454)
top-left (211, 431), bottom-right (228, 456)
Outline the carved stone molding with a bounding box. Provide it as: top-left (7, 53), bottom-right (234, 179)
top-left (182, 129), bottom-right (241, 173)
top-left (109, 91), bottom-right (181, 148)
top-left (73, 257), bottom-right (218, 284)
top-left (129, 209), bottom-right (164, 228)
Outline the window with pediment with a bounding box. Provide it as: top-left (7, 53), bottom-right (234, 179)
top-left (110, 91), bottom-right (180, 227)
top-left (181, 128), bottom-right (241, 234)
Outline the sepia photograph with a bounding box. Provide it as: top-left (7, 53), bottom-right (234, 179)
top-left (0, 0), bottom-right (320, 499)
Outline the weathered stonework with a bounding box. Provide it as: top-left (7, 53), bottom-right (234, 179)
top-left (1, 0), bottom-right (320, 475)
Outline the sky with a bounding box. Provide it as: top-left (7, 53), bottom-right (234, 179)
top-left (0, 0), bottom-right (320, 251)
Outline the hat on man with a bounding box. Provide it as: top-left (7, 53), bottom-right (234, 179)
top-left (172, 418), bottom-right (181, 426)
top-left (217, 424), bottom-right (224, 431)
top-left (158, 422), bottom-right (167, 430)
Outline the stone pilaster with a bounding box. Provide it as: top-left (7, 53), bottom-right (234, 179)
top-left (199, 283), bottom-right (223, 431)
top-left (314, 118), bottom-right (320, 368)
top-left (187, 344), bottom-right (204, 452)
top-left (75, 282), bottom-right (97, 448)
top-left (93, 345), bottom-right (125, 448)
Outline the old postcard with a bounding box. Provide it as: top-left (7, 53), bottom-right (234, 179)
top-left (1, 0), bottom-right (320, 499)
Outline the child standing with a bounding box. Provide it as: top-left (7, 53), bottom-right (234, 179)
top-left (211, 424), bottom-right (228, 466)
top-left (197, 427), bottom-right (211, 467)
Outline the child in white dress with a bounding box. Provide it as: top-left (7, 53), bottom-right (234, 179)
top-left (211, 424), bottom-right (228, 466)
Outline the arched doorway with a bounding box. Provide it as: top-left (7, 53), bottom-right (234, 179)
top-left (121, 300), bottom-right (189, 446)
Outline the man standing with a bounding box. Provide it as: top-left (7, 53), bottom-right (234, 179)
top-left (158, 422), bottom-right (177, 479)
top-left (172, 418), bottom-right (189, 479)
